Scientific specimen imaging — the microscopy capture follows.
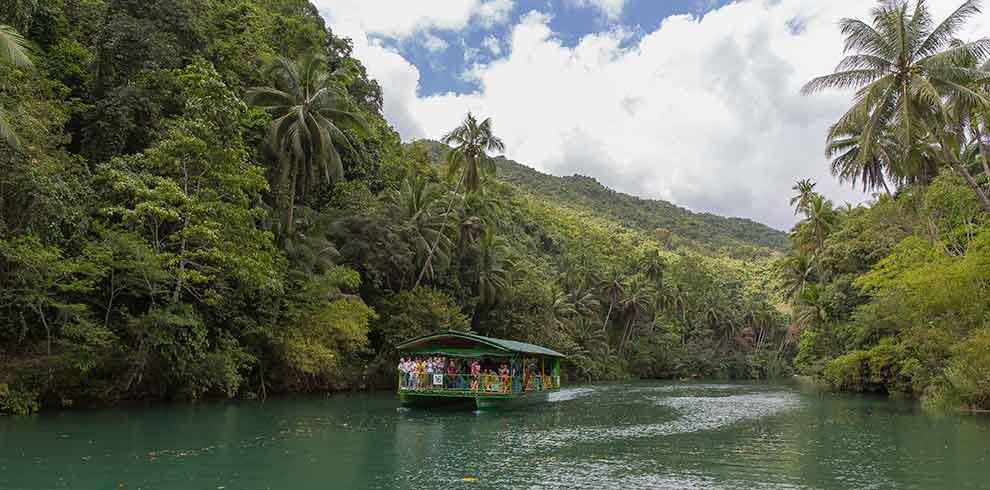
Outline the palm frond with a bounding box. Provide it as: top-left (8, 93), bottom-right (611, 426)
top-left (0, 25), bottom-right (33, 68)
top-left (915, 0), bottom-right (983, 59)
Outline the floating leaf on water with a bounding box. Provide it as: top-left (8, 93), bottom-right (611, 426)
top-left (462, 476), bottom-right (476, 482)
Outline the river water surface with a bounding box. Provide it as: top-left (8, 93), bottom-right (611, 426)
top-left (2, 381), bottom-right (989, 489)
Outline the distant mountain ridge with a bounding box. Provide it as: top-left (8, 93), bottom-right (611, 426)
top-left (415, 139), bottom-right (787, 258)
top-left (495, 157), bottom-right (788, 255)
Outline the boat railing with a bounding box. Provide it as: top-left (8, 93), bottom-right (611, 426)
top-left (397, 373), bottom-right (560, 394)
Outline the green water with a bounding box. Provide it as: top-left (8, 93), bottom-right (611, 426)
top-left (2, 381), bottom-right (989, 489)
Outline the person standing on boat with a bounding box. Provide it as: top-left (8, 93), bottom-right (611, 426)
top-left (397, 358), bottom-right (407, 389)
top-left (470, 359), bottom-right (481, 391)
top-left (510, 358), bottom-right (519, 393)
top-left (446, 358), bottom-right (458, 389)
top-left (414, 357), bottom-right (425, 389)
top-left (498, 364), bottom-right (509, 393)
top-left (425, 357), bottom-right (435, 390)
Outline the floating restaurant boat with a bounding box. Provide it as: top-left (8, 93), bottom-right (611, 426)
top-left (395, 331), bottom-right (565, 410)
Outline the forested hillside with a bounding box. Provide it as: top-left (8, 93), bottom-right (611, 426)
top-left (786, 0), bottom-right (990, 411)
top-left (494, 156), bottom-right (788, 257)
top-left (0, 0), bottom-right (791, 414)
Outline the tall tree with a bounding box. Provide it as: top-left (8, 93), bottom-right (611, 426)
top-left (414, 113), bottom-right (504, 287)
top-left (0, 24), bottom-right (33, 149)
top-left (618, 277), bottom-right (655, 353)
top-left (790, 179), bottom-right (817, 215)
top-left (441, 112), bottom-right (506, 193)
top-left (248, 55), bottom-right (368, 234)
top-left (802, 0), bottom-right (990, 210)
top-left (794, 194), bottom-right (839, 280)
top-left (598, 267), bottom-right (625, 332)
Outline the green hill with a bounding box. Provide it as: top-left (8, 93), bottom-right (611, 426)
top-left (417, 140), bottom-right (787, 259)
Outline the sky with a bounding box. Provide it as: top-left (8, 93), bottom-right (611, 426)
top-left (315, 0), bottom-right (990, 230)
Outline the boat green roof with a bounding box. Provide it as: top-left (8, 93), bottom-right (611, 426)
top-left (396, 331), bottom-right (566, 358)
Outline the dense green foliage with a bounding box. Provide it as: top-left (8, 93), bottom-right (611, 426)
top-left (791, 0), bottom-right (990, 410)
top-left (0, 0), bottom-right (790, 414)
top-left (490, 152), bottom-right (789, 257)
top-left (0, 0), bottom-right (795, 413)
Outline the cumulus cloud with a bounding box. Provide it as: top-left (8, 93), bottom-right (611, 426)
top-left (317, 0), bottom-right (514, 37)
top-left (483, 35), bottom-right (503, 56)
top-left (566, 0), bottom-right (628, 20)
top-left (420, 32), bottom-right (449, 53)
top-left (476, 0), bottom-right (515, 28)
top-left (323, 0), bottom-right (990, 230)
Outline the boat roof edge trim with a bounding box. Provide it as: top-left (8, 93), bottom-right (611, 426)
top-left (395, 331), bottom-right (566, 358)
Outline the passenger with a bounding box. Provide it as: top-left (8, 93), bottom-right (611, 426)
top-left (415, 357), bottom-right (425, 389)
top-left (447, 359), bottom-right (458, 389)
top-left (426, 358), bottom-right (436, 390)
top-left (499, 363), bottom-right (509, 393)
top-left (470, 359), bottom-right (481, 391)
top-left (398, 357), bottom-right (408, 388)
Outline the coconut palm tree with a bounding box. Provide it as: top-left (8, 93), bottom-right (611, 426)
top-left (638, 248), bottom-right (666, 288)
top-left (598, 267), bottom-right (625, 332)
top-left (0, 25), bottom-right (33, 150)
top-left (414, 113), bottom-right (504, 287)
top-left (248, 55), bottom-right (368, 233)
top-left (789, 179), bottom-right (817, 215)
top-left (618, 277), bottom-right (655, 352)
top-left (802, 0), bottom-right (990, 210)
top-left (794, 284), bottom-right (829, 330)
top-left (476, 226), bottom-right (509, 307)
top-left (441, 112), bottom-right (505, 193)
top-left (391, 175), bottom-right (450, 284)
top-left (794, 194), bottom-right (839, 280)
top-left (778, 253), bottom-right (815, 300)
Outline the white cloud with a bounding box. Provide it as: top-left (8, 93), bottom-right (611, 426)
top-left (421, 32), bottom-right (449, 53)
top-left (317, 0), bottom-right (514, 37)
top-left (325, 0), bottom-right (990, 230)
top-left (482, 35), bottom-right (503, 56)
top-left (566, 0), bottom-right (628, 20)
top-left (476, 0), bottom-right (515, 28)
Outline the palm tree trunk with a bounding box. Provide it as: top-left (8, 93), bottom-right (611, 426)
top-left (943, 145), bottom-right (990, 212)
top-left (601, 299), bottom-right (614, 332)
top-left (414, 173), bottom-right (465, 288)
top-left (880, 177), bottom-right (892, 196)
top-left (978, 131), bottom-right (990, 190)
top-left (286, 164), bottom-right (298, 235)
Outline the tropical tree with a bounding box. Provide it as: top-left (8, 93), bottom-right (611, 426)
top-left (0, 25), bottom-right (32, 68)
top-left (802, 0), bottom-right (990, 210)
top-left (475, 227), bottom-right (509, 309)
top-left (414, 113), bottom-right (504, 287)
top-left (0, 25), bottom-right (33, 149)
top-left (441, 112), bottom-right (506, 193)
top-left (598, 267), bottom-right (625, 332)
top-left (825, 115), bottom-right (902, 194)
top-left (638, 248), bottom-right (666, 288)
top-left (248, 55), bottom-right (368, 233)
top-left (794, 284), bottom-right (829, 330)
top-left (778, 253), bottom-right (815, 300)
top-left (618, 277), bottom-right (656, 352)
top-left (790, 179), bottom-right (817, 215)
top-left (390, 174), bottom-right (450, 284)
top-left (792, 193), bottom-right (839, 279)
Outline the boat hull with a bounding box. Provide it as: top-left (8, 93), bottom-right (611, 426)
top-left (399, 390), bottom-right (553, 411)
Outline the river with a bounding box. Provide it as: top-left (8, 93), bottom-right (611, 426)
top-left (2, 381), bottom-right (988, 489)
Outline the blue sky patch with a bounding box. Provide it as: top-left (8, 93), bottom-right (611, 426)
top-left (375, 0), bottom-right (735, 97)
